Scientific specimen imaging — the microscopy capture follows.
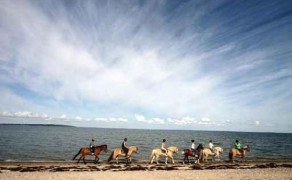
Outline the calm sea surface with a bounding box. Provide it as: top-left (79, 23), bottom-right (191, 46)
top-left (0, 125), bottom-right (291, 162)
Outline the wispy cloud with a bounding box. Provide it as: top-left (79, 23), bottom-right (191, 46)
top-left (135, 114), bottom-right (165, 124)
top-left (0, 111), bottom-right (128, 124)
top-left (0, 0), bottom-right (291, 132)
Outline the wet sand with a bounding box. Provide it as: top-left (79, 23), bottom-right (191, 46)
top-left (1, 160), bottom-right (292, 180)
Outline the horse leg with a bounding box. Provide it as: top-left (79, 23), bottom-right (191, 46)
top-left (77, 156), bottom-right (82, 164)
top-left (156, 156), bottom-right (159, 164)
top-left (165, 157), bottom-right (168, 164)
top-left (129, 157), bottom-right (132, 163)
top-left (171, 156), bottom-right (174, 164)
top-left (94, 156), bottom-right (99, 164)
top-left (116, 157), bottom-right (119, 164)
top-left (83, 157), bottom-right (86, 164)
top-left (152, 155), bottom-right (156, 164)
top-left (150, 155), bottom-right (154, 164)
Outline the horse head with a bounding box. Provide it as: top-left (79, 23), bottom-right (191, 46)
top-left (243, 145), bottom-right (250, 152)
top-left (196, 144), bottom-right (204, 151)
top-left (102, 144), bottom-right (108, 151)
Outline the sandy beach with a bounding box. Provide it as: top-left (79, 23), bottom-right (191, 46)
top-left (1, 161), bottom-right (292, 180)
top-left (1, 168), bottom-right (291, 180)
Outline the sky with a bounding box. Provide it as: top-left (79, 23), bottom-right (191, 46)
top-left (0, 0), bottom-right (292, 132)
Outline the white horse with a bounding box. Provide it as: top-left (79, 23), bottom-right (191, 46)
top-left (201, 146), bottom-right (223, 162)
top-left (149, 146), bottom-right (179, 164)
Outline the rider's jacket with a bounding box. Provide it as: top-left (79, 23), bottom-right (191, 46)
top-left (122, 141), bottom-right (127, 149)
top-left (209, 142), bottom-right (214, 149)
top-left (234, 142), bottom-right (242, 149)
top-left (161, 142), bottom-right (167, 150)
top-left (90, 141), bottom-right (95, 148)
top-left (191, 143), bottom-right (195, 150)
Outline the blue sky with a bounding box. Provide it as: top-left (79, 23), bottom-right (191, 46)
top-left (0, 0), bottom-right (292, 132)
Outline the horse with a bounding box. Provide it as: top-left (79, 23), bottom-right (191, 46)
top-left (72, 144), bottom-right (107, 164)
top-left (229, 145), bottom-right (250, 162)
top-left (201, 146), bottom-right (223, 162)
top-left (107, 146), bottom-right (138, 164)
top-left (181, 144), bottom-right (204, 164)
top-left (149, 146), bottom-right (179, 164)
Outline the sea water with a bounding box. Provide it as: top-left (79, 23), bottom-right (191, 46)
top-left (0, 125), bottom-right (291, 162)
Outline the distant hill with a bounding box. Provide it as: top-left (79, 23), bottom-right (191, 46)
top-left (0, 123), bottom-right (75, 127)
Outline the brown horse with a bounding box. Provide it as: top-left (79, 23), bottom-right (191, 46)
top-left (72, 144), bottom-right (107, 164)
top-left (229, 145), bottom-right (250, 162)
top-left (181, 144), bottom-right (204, 164)
top-left (107, 146), bottom-right (138, 164)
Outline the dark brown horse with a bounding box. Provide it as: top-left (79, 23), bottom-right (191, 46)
top-left (182, 144), bottom-right (204, 164)
top-left (229, 145), bottom-right (250, 162)
top-left (72, 144), bottom-right (107, 164)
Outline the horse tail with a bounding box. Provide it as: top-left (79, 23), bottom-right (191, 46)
top-left (72, 148), bottom-right (82, 160)
top-left (107, 151), bottom-right (114, 162)
top-left (229, 150), bottom-right (233, 161)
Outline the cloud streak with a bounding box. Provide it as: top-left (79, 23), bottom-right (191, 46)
top-left (0, 0), bottom-right (291, 132)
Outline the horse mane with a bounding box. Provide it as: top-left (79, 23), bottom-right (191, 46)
top-left (196, 144), bottom-right (203, 150)
top-left (168, 146), bottom-right (178, 152)
top-left (95, 144), bottom-right (107, 148)
top-left (129, 146), bottom-right (138, 151)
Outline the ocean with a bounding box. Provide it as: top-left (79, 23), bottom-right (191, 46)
top-left (0, 125), bottom-right (291, 162)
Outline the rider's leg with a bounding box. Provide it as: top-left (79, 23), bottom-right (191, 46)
top-left (125, 148), bottom-right (129, 157)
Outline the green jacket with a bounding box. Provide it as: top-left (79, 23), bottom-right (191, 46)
top-left (234, 142), bottom-right (242, 149)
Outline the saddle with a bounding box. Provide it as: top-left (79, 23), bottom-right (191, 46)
top-left (161, 149), bottom-right (168, 154)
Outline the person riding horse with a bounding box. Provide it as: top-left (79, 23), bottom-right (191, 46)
top-left (161, 139), bottom-right (168, 154)
top-left (122, 138), bottom-right (129, 157)
top-left (191, 140), bottom-right (196, 155)
top-left (89, 139), bottom-right (95, 154)
top-left (209, 139), bottom-right (214, 153)
top-left (234, 139), bottom-right (242, 152)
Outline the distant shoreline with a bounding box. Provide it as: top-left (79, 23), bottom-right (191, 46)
top-left (0, 123), bottom-right (75, 127)
top-left (0, 124), bottom-right (291, 133)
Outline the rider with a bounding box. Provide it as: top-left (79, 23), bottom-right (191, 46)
top-left (161, 139), bottom-right (168, 154)
top-left (191, 140), bottom-right (196, 155)
top-left (122, 138), bottom-right (129, 157)
top-left (209, 139), bottom-right (214, 153)
top-left (89, 139), bottom-right (95, 154)
top-left (234, 139), bottom-right (242, 152)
